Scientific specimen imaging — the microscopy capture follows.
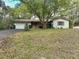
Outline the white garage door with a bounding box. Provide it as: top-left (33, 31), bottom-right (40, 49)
top-left (14, 23), bottom-right (26, 29)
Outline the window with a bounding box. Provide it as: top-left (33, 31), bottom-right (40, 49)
top-left (58, 21), bottom-right (64, 26)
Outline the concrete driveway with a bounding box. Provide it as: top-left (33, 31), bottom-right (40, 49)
top-left (0, 29), bottom-right (23, 40)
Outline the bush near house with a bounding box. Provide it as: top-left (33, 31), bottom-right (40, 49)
top-left (0, 29), bottom-right (79, 59)
top-left (69, 19), bottom-right (75, 28)
top-left (24, 24), bottom-right (30, 31)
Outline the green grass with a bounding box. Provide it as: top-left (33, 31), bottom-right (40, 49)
top-left (0, 29), bottom-right (79, 59)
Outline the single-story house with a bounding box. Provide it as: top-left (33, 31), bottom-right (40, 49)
top-left (14, 17), bottom-right (69, 29)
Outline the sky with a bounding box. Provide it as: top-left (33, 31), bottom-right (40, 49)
top-left (3, 0), bottom-right (20, 8)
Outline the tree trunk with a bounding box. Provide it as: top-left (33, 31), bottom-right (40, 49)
top-left (42, 22), bottom-right (47, 29)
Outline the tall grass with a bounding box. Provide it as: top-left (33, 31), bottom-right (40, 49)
top-left (0, 29), bottom-right (79, 59)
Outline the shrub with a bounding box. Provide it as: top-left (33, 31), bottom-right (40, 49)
top-left (24, 24), bottom-right (29, 31)
top-left (0, 19), bottom-right (14, 30)
top-left (69, 20), bottom-right (74, 28)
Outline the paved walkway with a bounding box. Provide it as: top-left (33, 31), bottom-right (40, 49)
top-left (73, 26), bottom-right (79, 29)
top-left (0, 29), bottom-right (23, 40)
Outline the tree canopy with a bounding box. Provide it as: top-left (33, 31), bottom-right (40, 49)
top-left (10, 3), bottom-right (32, 19)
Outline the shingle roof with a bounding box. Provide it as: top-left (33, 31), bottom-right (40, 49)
top-left (15, 19), bottom-right (40, 23)
top-left (52, 17), bottom-right (69, 21)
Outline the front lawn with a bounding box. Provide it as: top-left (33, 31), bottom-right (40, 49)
top-left (0, 29), bottom-right (79, 59)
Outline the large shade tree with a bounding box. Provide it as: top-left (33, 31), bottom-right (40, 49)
top-left (19, 0), bottom-right (72, 28)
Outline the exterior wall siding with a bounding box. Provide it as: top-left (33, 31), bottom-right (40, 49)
top-left (52, 19), bottom-right (69, 29)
